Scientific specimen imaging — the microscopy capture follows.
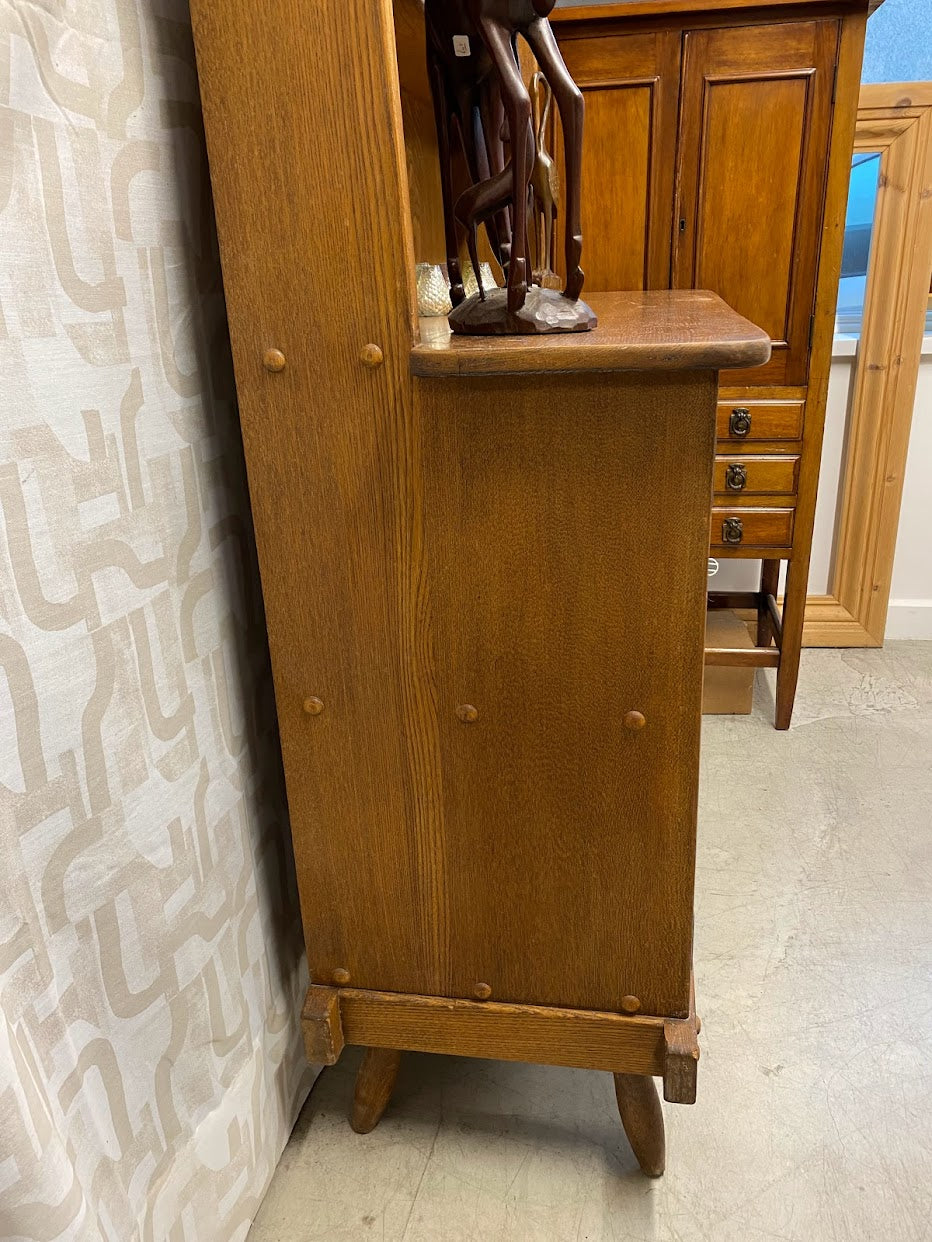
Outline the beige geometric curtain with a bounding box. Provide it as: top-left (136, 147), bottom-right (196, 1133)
top-left (0, 2), bottom-right (312, 1238)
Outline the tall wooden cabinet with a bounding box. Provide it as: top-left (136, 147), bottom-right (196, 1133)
top-left (552, 0), bottom-right (875, 728)
top-left (190, 0), bottom-right (771, 1176)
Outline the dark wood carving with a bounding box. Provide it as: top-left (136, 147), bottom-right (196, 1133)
top-left (530, 71), bottom-right (560, 285)
top-left (424, 0), bottom-right (596, 335)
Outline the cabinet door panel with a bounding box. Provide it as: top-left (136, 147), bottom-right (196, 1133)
top-left (674, 21), bottom-right (838, 385)
top-left (557, 31), bottom-right (680, 291)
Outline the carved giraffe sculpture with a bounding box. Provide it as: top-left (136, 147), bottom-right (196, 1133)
top-left (530, 70), bottom-right (559, 283)
top-left (424, 0), bottom-right (595, 334)
top-left (424, 3), bottom-right (510, 306)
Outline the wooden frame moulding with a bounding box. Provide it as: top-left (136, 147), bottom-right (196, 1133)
top-left (302, 984), bottom-right (701, 1105)
top-left (804, 83), bottom-right (932, 646)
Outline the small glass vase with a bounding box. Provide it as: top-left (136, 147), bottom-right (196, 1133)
top-left (415, 262), bottom-right (498, 317)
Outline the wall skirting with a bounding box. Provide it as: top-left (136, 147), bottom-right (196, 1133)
top-left (884, 600), bottom-right (932, 640)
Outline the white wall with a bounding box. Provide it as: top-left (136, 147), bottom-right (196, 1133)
top-left (887, 351), bottom-right (932, 637)
top-left (810, 349), bottom-right (859, 595)
top-left (710, 339), bottom-right (932, 640)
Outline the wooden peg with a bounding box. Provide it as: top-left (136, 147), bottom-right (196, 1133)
top-left (332, 967), bottom-right (351, 985)
top-left (263, 347), bottom-right (286, 372)
top-left (624, 710), bottom-right (647, 731)
top-left (621, 994), bottom-right (641, 1014)
top-left (473, 982), bottom-right (492, 1000)
top-left (456, 704), bottom-right (478, 723)
top-left (360, 343), bottom-right (384, 368)
top-left (303, 697), bottom-right (324, 716)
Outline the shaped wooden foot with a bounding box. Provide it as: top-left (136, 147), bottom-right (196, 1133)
top-left (613, 1074), bottom-right (666, 1177)
top-left (350, 1047), bottom-right (402, 1134)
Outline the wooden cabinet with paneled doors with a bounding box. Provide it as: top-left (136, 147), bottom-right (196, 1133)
top-left (553, 0), bottom-right (876, 728)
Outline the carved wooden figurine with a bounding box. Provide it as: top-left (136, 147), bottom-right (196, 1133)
top-left (530, 71), bottom-right (560, 285)
top-left (424, 0), bottom-right (596, 335)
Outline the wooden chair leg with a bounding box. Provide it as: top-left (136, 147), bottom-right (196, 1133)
top-left (757, 558), bottom-right (781, 647)
top-left (613, 1073), bottom-right (666, 1177)
top-left (775, 557), bottom-right (807, 730)
top-left (350, 1047), bottom-right (402, 1134)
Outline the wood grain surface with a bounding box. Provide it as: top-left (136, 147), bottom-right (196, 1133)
top-left (710, 507), bottom-right (796, 551)
top-left (413, 290), bottom-right (770, 376)
top-left (302, 987), bottom-right (345, 1066)
top-left (715, 399), bottom-right (805, 443)
top-left (772, 11), bottom-right (868, 725)
top-left (550, 2), bottom-right (872, 727)
top-left (822, 88), bottom-right (932, 646)
top-left (191, 1), bottom-right (757, 1050)
top-left (673, 20), bottom-right (837, 387)
top-left (663, 1016), bottom-right (700, 1104)
top-left (713, 455), bottom-right (800, 496)
top-left (614, 1075), bottom-right (666, 1176)
top-left (553, 0), bottom-right (846, 20)
top-left (414, 369), bottom-right (719, 1016)
top-left (191, 0), bottom-right (434, 995)
top-left (556, 31), bottom-right (681, 291)
top-left (704, 646), bottom-right (781, 668)
top-left (324, 986), bottom-right (669, 1075)
top-left (350, 1048), bottom-right (403, 1133)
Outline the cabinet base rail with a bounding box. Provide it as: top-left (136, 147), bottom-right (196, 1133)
top-left (302, 983), bottom-right (700, 1104)
top-left (303, 984), bottom-right (699, 1177)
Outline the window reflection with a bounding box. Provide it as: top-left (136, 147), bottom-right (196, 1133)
top-left (836, 151), bottom-right (881, 335)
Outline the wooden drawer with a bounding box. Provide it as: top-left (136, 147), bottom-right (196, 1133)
top-left (716, 400), bottom-right (804, 443)
top-left (713, 454), bottom-right (799, 497)
top-left (710, 507), bottom-right (795, 551)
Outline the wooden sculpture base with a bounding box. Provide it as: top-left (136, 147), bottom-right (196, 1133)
top-left (448, 286), bottom-right (598, 336)
top-left (303, 983), bottom-right (700, 1177)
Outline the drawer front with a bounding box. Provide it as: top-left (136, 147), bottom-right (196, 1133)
top-left (716, 400), bottom-right (804, 443)
top-left (711, 507), bottom-right (795, 550)
top-left (714, 455), bottom-right (799, 496)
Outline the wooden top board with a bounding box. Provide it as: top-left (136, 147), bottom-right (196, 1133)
top-left (411, 290), bottom-right (771, 378)
top-left (550, 0), bottom-right (877, 21)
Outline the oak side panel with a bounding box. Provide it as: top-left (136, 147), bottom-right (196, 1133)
top-left (417, 371), bottom-right (717, 1017)
top-left (190, 1), bottom-right (451, 993)
top-left (193, 0), bottom-right (724, 1021)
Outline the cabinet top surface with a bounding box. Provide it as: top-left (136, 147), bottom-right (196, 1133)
top-left (411, 290), bottom-right (771, 379)
top-left (551, 0), bottom-right (875, 20)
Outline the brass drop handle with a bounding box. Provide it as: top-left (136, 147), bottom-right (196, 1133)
top-left (729, 408), bottom-right (752, 438)
top-left (725, 463), bottom-right (747, 492)
top-left (722, 517), bottom-right (744, 545)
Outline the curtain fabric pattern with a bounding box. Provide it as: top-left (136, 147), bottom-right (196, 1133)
top-left (0, 2), bottom-right (311, 1238)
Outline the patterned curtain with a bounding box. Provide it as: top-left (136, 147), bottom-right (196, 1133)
top-left (0, 3), bottom-right (312, 1238)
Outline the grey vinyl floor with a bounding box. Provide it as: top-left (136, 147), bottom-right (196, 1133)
top-left (249, 643), bottom-right (932, 1242)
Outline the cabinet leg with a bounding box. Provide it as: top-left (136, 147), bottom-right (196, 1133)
top-left (350, 1047), bottom-right (402, 1134)
top-left (775, 557), bottom-right (807, 730)
top-left (757, 559), bottom-right (781, 647)
top-left (613, 1073), bottom-right (666, 1177)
